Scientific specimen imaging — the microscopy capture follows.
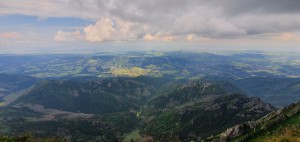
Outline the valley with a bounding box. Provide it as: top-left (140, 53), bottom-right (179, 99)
top-left (0, 51), bottom-right (300, 141)
top-left (1, 52), bottom-right (300, 106)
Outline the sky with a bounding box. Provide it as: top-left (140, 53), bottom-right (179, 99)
top-left (0, 0), bottom-right (300, 53)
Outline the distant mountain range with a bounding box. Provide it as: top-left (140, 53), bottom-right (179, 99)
top-left (1, 52), bottom-right (300, 106)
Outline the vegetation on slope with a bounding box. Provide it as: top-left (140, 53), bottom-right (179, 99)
top-left (0, 74), bottom-right (38, 106)
top-left (139, 81), bottom-right (273, 141)
top-left (11, 77), bottom-right (165, 114)
top-left (212, 100), bottom-right (300, 142)
top-left (0, 134), bottom-right (67, 142)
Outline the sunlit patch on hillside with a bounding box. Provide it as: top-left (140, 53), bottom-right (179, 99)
top-left (110, 67), bottom-right (151, 77)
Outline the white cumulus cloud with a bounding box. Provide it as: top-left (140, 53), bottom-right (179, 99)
top-left (84, 18), bottom-right (145, 42)
top-left (54, 30), bottom-right (82, 42)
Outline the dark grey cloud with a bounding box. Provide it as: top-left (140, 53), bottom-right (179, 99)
top-left (213, 0), bottom-right (300, 16)
top-left (82, 0), bottom-right (300, 38)
top-left (88, 0), bottom-right (300, 21)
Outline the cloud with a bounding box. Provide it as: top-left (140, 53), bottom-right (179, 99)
top-left (0, 31), bottom-right (47, 46)
top-left (84, 18), bottom-right (145, 42)
top-left (2, 0), bottom-right (300, 42)
top-left (84, 18), bottom-right (116, 42)
top-left (143, 33), bottom-right (174, 41)
top-left (0, 32), bottom-right (21, 39)
top-left (0, 32), bottom-right (23, 46)
top-left (274, 33), bottom-right (300, 41)
top-left (54, 30), bottom-right (82, 42)
top-left (185, 34), bottom-right (212, 42)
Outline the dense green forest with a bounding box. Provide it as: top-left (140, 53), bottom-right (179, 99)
top-left (0, 76), bottom-right (274, 141)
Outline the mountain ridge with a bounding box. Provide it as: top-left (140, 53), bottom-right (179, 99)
top-left (211, 100), bottom-right (300, 142)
